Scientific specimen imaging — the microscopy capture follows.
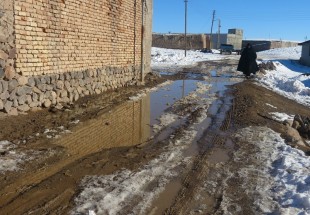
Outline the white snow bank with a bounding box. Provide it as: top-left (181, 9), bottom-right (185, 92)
top-left (151, 47), bottom-right (225, 71)
top-left (235, 126), bottom-right (310, 214)
top-left (257, 60), bottom-right (310, 107)
top-left (257, 46), bottom-right (301, 60)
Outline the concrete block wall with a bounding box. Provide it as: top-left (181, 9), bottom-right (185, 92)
top-left (0, 0), bottom-right (153, 114)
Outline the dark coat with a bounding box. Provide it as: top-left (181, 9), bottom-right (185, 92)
top-left (237, 46), bottom-right (259, 76)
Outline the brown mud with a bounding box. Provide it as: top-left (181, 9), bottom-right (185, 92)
top-left (0, 60), bottom-right (309, 215)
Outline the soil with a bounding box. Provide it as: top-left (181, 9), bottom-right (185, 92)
top-left (0, 59), bottom-right (309, 215)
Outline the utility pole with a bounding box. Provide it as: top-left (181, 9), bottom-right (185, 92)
top-left (210, 10), bottom-right (215, 50)
top-left (217, 19), bottom-right (221, 49)
top-left (184, 0), bottom-right (188, 57)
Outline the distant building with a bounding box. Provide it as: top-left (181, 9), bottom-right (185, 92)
top-left (152, 33), bottom-right (208, 50)
top-left (210, 29), bottom-right (243, 50)
top-left (152, 28), bottom-right (243, 51)
top-left (298, 40), bottom-right (310, 67)
top-left (242, 40), bottom-right (299, 52)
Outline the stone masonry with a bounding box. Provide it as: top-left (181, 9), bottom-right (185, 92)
top-left (0, 0), bottom-right (152, 115)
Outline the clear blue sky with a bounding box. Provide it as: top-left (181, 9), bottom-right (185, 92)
top-left (153, 0), bottom-right (310, 42)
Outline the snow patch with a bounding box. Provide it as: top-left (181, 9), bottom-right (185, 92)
top-left (129, 92), bottom-right (147, 101)
top-left (270, 112), bottom-right (294, 122)
top-left (151, 47), bottom-right (228, 71)
top-left (0, 141), bottom-right (26, 172)
top-left (153, 113), bottom-right (179, 133)
top-left (234, 126), bottom-right (310, 214)
top-left (72, 130), bottom-right (197, 215)
top-left (266, 103), bottom-right (277, 109)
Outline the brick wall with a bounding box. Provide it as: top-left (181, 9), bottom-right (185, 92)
top-left (0, 0), bottom-right (152, 114)
top-left (14, 0), bottom-right (142, 76)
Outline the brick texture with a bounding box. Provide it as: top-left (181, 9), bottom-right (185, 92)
top-left (14, 0), bottom-right (143, 76)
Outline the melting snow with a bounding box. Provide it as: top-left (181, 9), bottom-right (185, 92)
top-left (270, 112), bottom-right (294, 122)
top-left (235, 126), bottom-right (310, 214)
top-left (72, 130), bottom-right (196, 215)
top-left (0, 141), bottom-right (26, 172)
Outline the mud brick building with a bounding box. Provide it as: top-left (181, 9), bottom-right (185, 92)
top-left (0, 0), bottom-right (153, 114)
top-left (152, 33), bottom-right (208, 50)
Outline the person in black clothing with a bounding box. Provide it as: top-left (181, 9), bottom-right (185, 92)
top-left (237, 43), bottom-right (259, 78)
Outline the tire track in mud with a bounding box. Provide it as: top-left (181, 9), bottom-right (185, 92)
top-left (164, 96), bottom-right (235, 215)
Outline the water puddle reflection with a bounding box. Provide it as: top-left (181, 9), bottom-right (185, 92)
top-left (207, 147), bottom-right (230, 164)
top-left (148, 180), bottom-right (182, 215)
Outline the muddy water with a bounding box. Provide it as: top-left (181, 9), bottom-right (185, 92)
top-left (68, 68), bottom-right (242, 214)
top-left (147, 70), bottom-right (241, 213)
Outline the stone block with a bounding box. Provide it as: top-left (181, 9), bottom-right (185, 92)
top-left (0, 50), bottom-right (8, 60)
top-left (8, 107), bottom-right (18, 116)
top-left (17, 104), bottom-right (30, 112)
top-left (18, 95), bottom-right (27, 105)
top-left (13, 99), bottom-right (18, 108)
top-left (32, 93), bottom-right (38, 102)
top-left (8, 79), bottom-right (18, 92)
top-left (0, 91), bottom-right (9, 100)
top-left (34, 77), bottom-right (41, 85)
top-left (9, 88), bottom-right (17, 100)
top-left (60, 90), bottom-right (68, 98)
top-left (56, 80), bottom-right (64, 89)
top-left (37, 83), bottom-right (47, 92)
top-left (73, 91), bottom-right (79, 102)
top-left (0, 68), bottom-right (4, 79)
top-left (5, 65), bottom-right (15, 80)
top-left (17, 76), bottom-right (28, 86)
top-left (43, 99), bottom-right (52, 108)
top-left (27, 77), bottom-right (35, 87)
top-left (26, 95), bottom-right (32, 104)
top-left (16, 86), bottom-right (27, 96)
top-left (64, 80), bottom-right (70, 89)
top-left (4, 100), bottom-right (13, 113)
top-left (29, 101), bottom-right (39, 108)
top-left (32, 86), bottom-right (42, 94)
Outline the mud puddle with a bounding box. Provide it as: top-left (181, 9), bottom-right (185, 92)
top-left (0, 66), bottom-right (242, 214)
top-left (147, 71), bottom-right (241, 214)
top-left (69, 67), bottom-right (242, 214)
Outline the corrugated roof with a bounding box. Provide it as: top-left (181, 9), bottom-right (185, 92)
top-left (298, 40), bottom-right (310, 45)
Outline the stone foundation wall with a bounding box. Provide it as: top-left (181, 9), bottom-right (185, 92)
top-left (0, 66), bottom-right (140, 115)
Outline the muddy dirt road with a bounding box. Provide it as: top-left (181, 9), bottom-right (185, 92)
top-left (0, 59), bottom-right (309, 215)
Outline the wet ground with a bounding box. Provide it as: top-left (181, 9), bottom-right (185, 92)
top-left (0, 59), bottom-right (310, 214)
